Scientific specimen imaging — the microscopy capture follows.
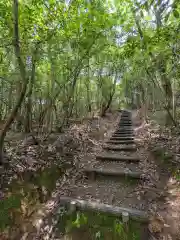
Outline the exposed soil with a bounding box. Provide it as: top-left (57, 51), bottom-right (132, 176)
top-left (58, 111), bottom-right (153, 212)
top-left (23, 110), bottom-right (153, 240)
top-left (1, 110), bottom-right (180, 240)
top-left (133, 112), bottom-right (180, 240)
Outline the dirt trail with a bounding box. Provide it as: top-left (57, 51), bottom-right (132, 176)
top-left (3, 110), bottom-right (180, 240)
top-left (20, 110), bottom-right (170, 240)
top-left (66, 110), bottom-right (150, 211)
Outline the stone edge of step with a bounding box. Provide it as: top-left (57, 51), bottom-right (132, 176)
top-left (103, 145), bottom-right (136, 151)
top-left (59, 196), bottom-right (149, 223)
top-left (96, 154), bottom-right (139, 162)
top-left (84, 168), bottom-right (146, 180)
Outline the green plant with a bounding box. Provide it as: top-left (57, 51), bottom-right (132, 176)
top-left (174, 170), bottom-right (180, 181)
top-left (0, 194), bottom-right (21, 230)
top-left (59, 210), bottom-right (142, 240)
top-left (152, 146), bottom-right (173, 163)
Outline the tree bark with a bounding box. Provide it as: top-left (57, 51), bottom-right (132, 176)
top-left (24, 46), bottom-right (39, 133)
top-left (134, 12), bottom-right (175, 126)
top-left (101, 73), bottom-right (117, 117)
top-left (86, 59), bottom-right (92, 113)
top-left (0, 0), bottom-right (28, 164)
top-left (101, 93), bottom-right (114, 117)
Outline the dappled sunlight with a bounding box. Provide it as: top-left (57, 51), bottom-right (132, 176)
top-left (155, 176), bottom-right (180, 239)
top-left (0, 0), bottom-right (179, 237)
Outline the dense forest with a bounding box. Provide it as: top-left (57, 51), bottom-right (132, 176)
top-left (0, 0), bottom-right (180, 239)
top-left (0, 0), bottom-right (179, 161)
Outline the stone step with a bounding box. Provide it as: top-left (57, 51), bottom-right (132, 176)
top-left (119, 123), bottom-right (132, 126)
top-left (59, 197), bottom-right (149, 222)
top-left (121, 116), bottom-right (131, 119)
top-left (119, 121), bottom-right (131, 124)
top-left (119, 119), bottom-right (132, 122)
top-left (119, 121), bottom-right (132, 125)
top-left (112, 133), bottom-right (134, 137)
top-left (117, 128), bottom-right (133, 131)
top-left (120, 116), bottom-right (131, 119)
top-left (118, 124), bottom-right (132, 129)
top-left (84, 167), bottom-right (144, 180)
top-left (118, 125), bottom-right (132, 127)
top-left (120, 120), bottom-right (132, 122)
top-left (119, 124), bottom-right (132, 127)
top-left (112, 135), bottom-right (134, 139)
top-left (121, 115), bottom-right (131, 118)
top-left (120, 117), bottom-right (131, 121)
top-left (107, 140), bottom-right (134, 145)
top-left (120, 117), bottom-right (131, 119)
top-left (121, 112), bottom-right (131, 115)
top-left (114, 132), bottom-right (133, 136)
top-left (96, 152), bottom-right (139, 162)
top-left (114, 129), bottom-right (134, 133)
top-left (110, 136), bottom-right (134, 141)
top-left (116, 126), bottom-right (133, 132)
top-left (103, 145), bottom-right (136, 151)
top-left (114, 130), bottom-right (132, 133)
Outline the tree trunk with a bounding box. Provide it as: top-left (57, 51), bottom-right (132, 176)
top-left (101, 93), bottom-right (113, 117)
top-left (155, 6), bottom-right (173, 124)
top-left (0, 0), bottom-right (28, 164)
top-left (86, 59), bottom-right (92, 113)
top-left (24, 45), bottom-right (39, 133)
top-left (160, 60), bottom-right (173, 124)
top-left (101, 73), bottom-right (117, 117)
top-left (135, 11), bottom-right (175, 126)
top-left (86, 80), bottom-right (92, 113)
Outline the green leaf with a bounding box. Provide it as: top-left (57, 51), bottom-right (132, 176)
top-left (173, 9), bottom-right (179, 18)
top-left (144, 15), bottom-right (152, 21)
top-left (144, 1), bottom-right (149, 11)
top-left (164, 13), bottom-right (170, 22)
top-left (6, 194), bottom-right (21, 209)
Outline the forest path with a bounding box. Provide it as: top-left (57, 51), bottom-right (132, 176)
top-left (21, 110), bottom-right (158, 240)
top-left (67, 110), bottom-right (150, 213)
top-left (17, 110), bottom-right (180, 240)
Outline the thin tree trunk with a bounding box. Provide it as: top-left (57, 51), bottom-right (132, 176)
top-left (135, 13), bottom-right (175, 126)
top-left (86, 59), bottom-right (92, 113)
top-left (0, 0), bottom-right (28, 164)
top-left (101, 93), bottom-right (114, 117)
top-left (24, 46), bottom-right (39, 132)
top-left (101, 73), bottom-right (117, 117)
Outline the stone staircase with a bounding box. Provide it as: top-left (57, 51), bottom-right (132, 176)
top-left (20, 110), bottom-right (151, 240)
top-left (84, 110), bottom-right (146, 181)
top-left (60, 110), bottom-right (149, 226)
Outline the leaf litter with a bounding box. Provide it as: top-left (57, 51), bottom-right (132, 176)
top-left (1, 110), bottom-right (180, 239)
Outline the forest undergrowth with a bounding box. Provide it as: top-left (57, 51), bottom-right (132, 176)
top-left (1, 110), bottom-right (180, 240)
top-left (0, 0), bottom-right (179, 239)
top-left (0, 111), bottom-right (120, 239)
top-left (135, 110), bottom-right (180, 240)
